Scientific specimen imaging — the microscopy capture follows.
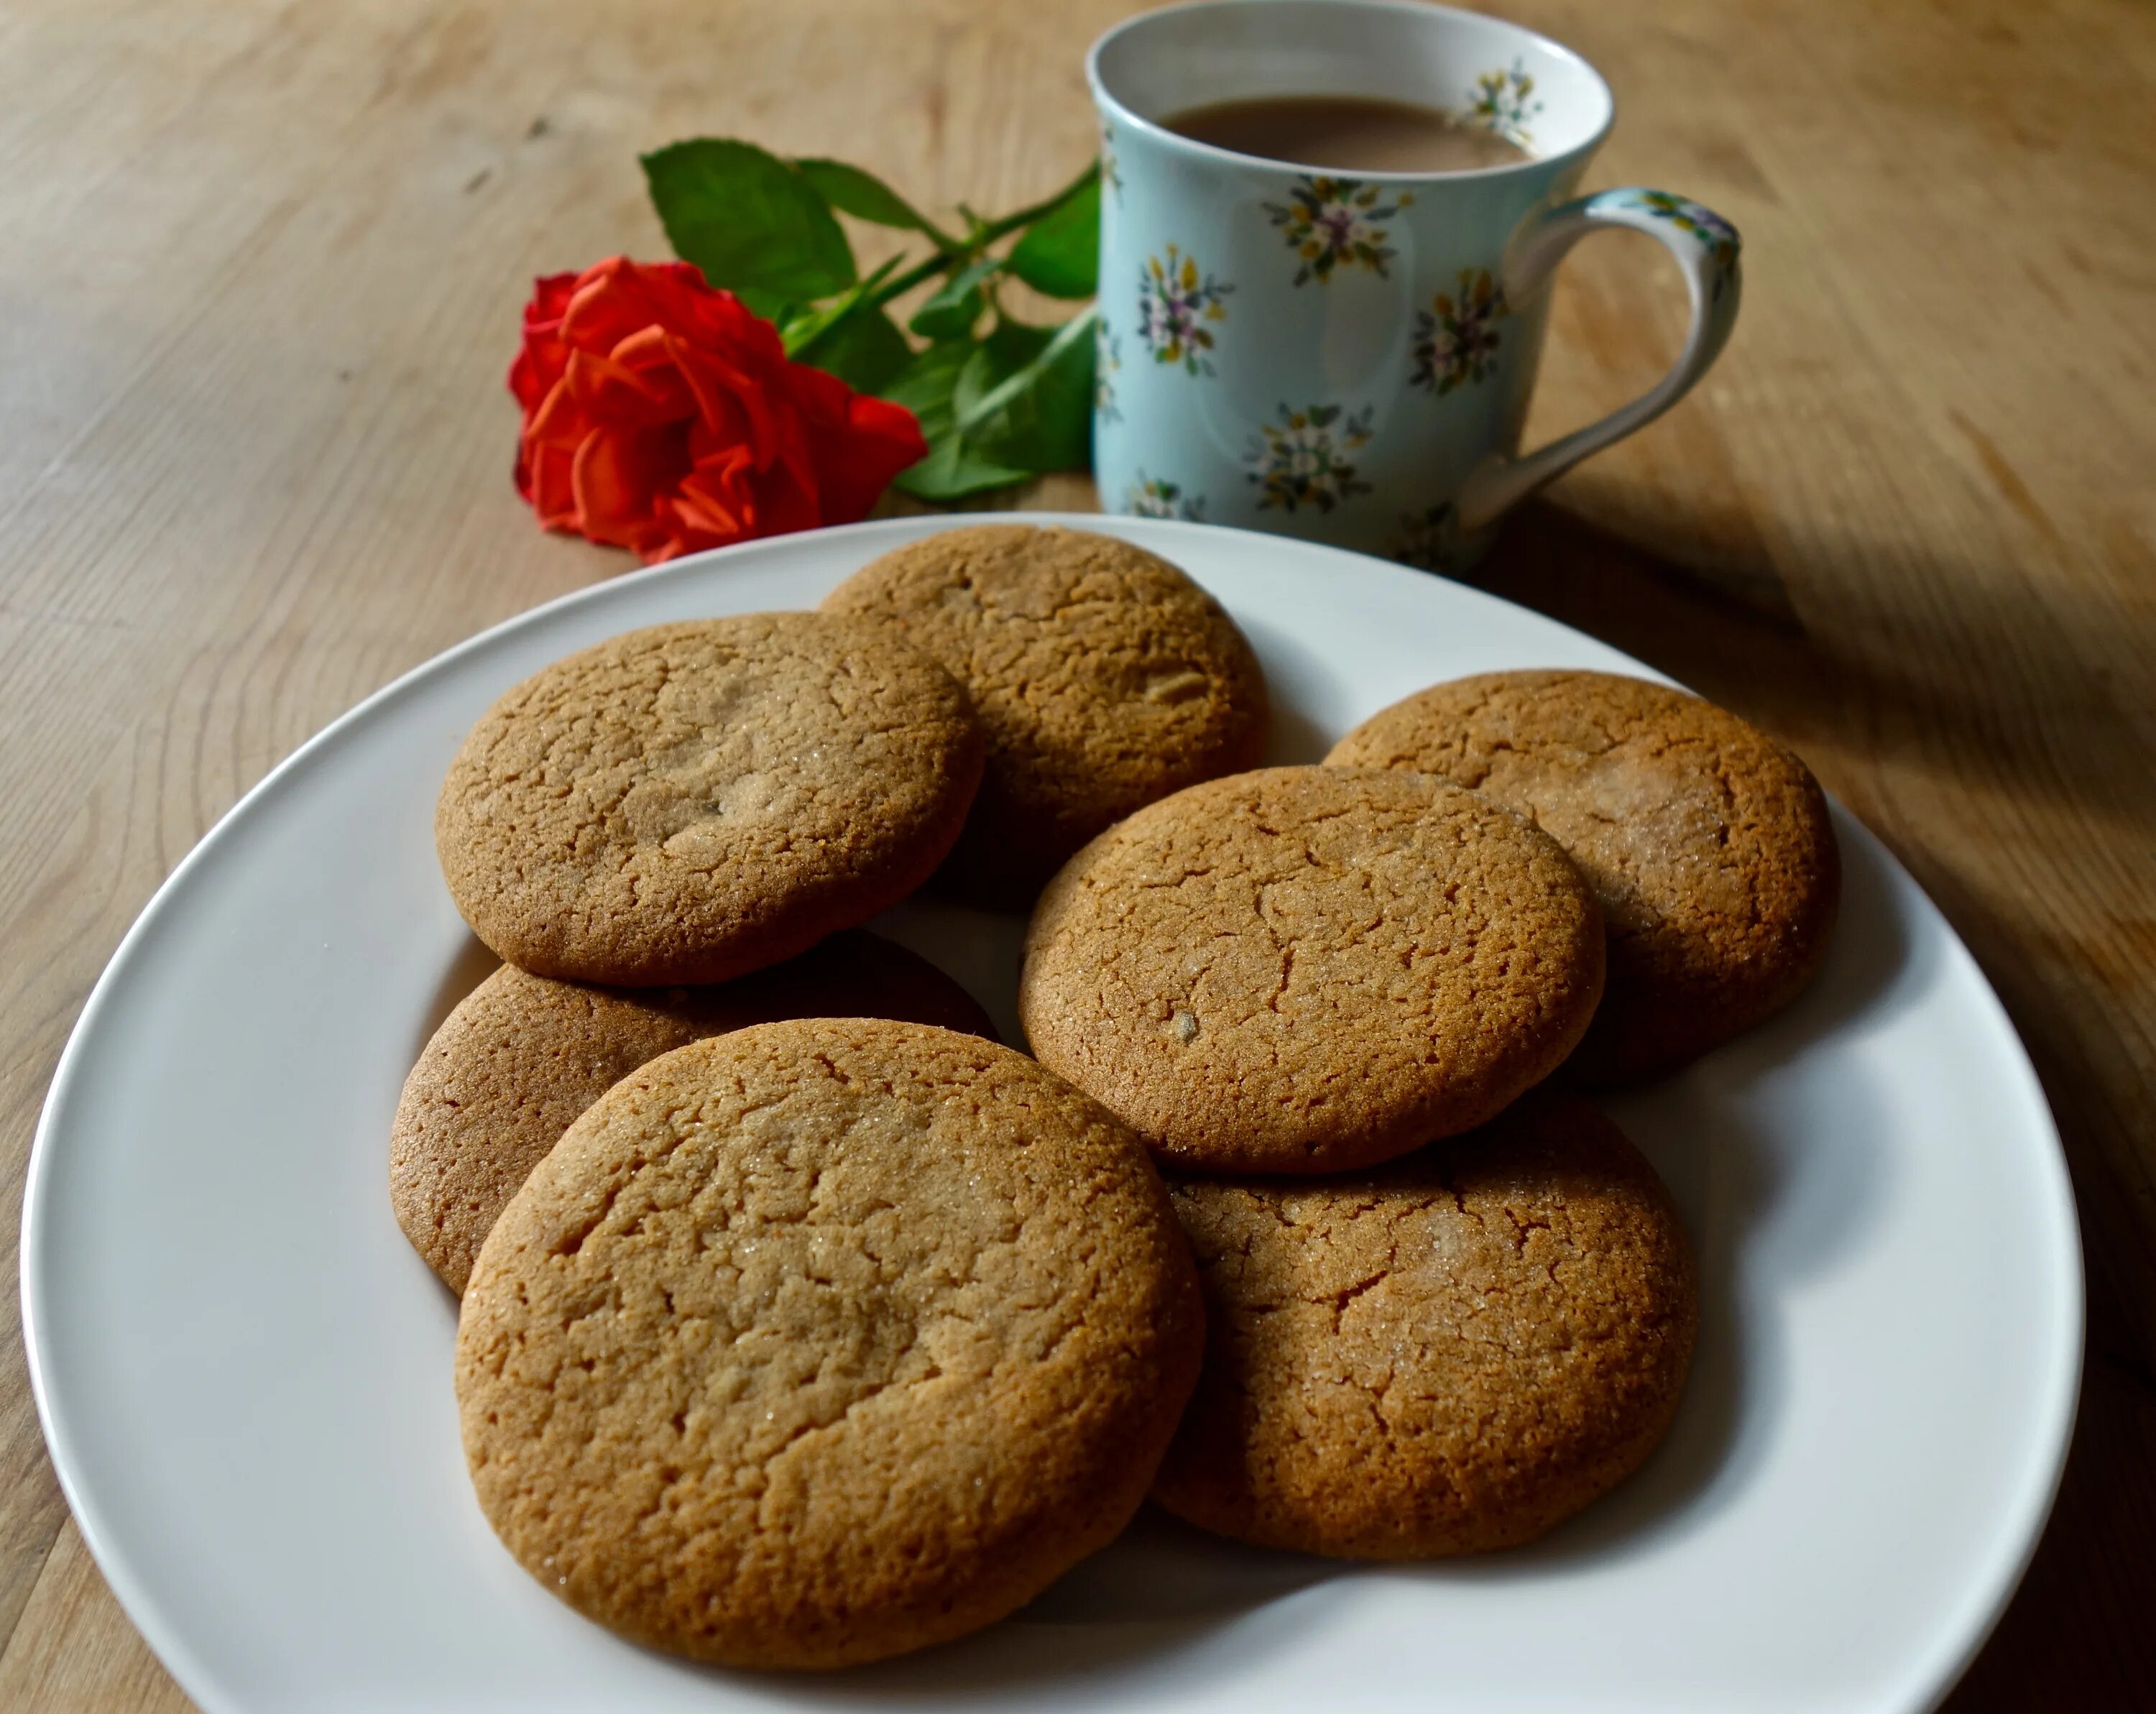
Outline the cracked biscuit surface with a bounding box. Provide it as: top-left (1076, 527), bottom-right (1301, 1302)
top-left (390, 931), bottom-right (996, 1296)
top-left (435, 613), bottom-right (985, 985)
top-left (1328, 670), bottom-right (1838, 1083)
top-left (1019, 766), bottom-right (1605, 1174)
top-left (1154, 1089), bottom-right (1697, 1558)
top-left (455, 1017), bottom-right (1204, 1669)
top-left (822, 525), bottom-right (1268, 906)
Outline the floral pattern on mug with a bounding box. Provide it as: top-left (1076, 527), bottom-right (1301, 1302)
top-left (1606, 189), bottom-right (1743, 299)
top-left (1137, 245), bottom-right (1233, 375)
top-left (1100, 120), bottom-right (1123, 201)
top-left (1126, 471), bottom-right (1206, 520)
top-left (1095, 320), bottom-right (1123, 422)
top-left (1263, 176), bottom-right (1412, 286)
top-left (1468, 60), bottom-right (1543, 147)
top-left (1409, 269), bottom-right (1508, 395)
top-left (1243, 402), bottom-right (1376, 512)
top-left (1393, 501), bottom-right (1460, 573)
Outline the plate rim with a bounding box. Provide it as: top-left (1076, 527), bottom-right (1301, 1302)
top-left (19, 512), bottom-right (2085, 1714)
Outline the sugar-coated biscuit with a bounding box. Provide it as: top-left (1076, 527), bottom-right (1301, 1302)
top-left (823, 525), bottom-right (1268, 906)
top-left (390, 931), bottom-right (995, 1294)
top-left (435, 613), bottom-right (985, 985)
top-left (1329, 669), bottom-right (1838, 1082)
top-left (456, 1018), bottom-right (1204, 1669)
top-left (1154, 1089), bottom-right (1697, 1557)
top-left (1020, 765), bottom-right (1604, 1173)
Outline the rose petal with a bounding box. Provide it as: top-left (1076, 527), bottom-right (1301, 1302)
top-left (525, 433), bottom-right (583, 528)
top-left (522, 375), bottom-right (595, 461)
top-left (525, 271), bottom-right (582, 327)
top-left (508, 272), bottom-right (584, 410)
top-left (671, 337), bottom-right (795, 474)
top-left (671, 441), bottom-right (759, 539)
top-left (806, 390), bottom-right (930, 520)
top-left (563, 345), bottom-right (691, 426)
top-left (558, 258), bottom-right (714, 358)
top-left (571, 424), bottom-right (685, 553)
top-left (510, 257), bottom-right (926, 561)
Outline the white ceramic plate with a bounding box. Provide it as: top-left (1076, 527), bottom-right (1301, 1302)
top-left (23, 515), bottom-right (2080, 1714)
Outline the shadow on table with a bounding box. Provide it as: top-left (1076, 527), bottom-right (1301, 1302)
top-left (1471, 492), bottom-right (2155, 846)
top-left (1473, 495), bottom-right (2156, 1707)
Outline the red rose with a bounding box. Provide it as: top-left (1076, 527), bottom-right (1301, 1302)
top-left (509, 257), bottom-right (926, 563)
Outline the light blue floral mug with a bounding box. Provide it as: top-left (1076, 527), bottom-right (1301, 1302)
top-left (1088, 0), bottom-right (1741, 570)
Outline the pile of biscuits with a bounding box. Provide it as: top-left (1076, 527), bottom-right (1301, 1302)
top-left (392, 524), bottom-right (1840, 1669)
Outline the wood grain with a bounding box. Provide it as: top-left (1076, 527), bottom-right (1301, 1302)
top-left (1, 0), bottom-right (2150, 1705)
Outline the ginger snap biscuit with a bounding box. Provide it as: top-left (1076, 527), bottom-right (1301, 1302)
top-left (1154, 1089), bottom-right (1697, 1559)
top-left (1328, 670), bottom-right (1840, 1084)
top-left (1020, 765), bottom-right (1604, 1175)
top-left (390, 930), bottom-right (995, 1296)
top-left (435, 613), bottom-right (985, 985)
top-left (821, 525), bottom-right (1268, 906)
top-left (456, 1018), bottom-right (1204, 1670)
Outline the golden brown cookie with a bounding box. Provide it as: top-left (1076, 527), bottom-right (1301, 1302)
top-left (1019, 765), bottom-right (1604, 1174)
top-left (456, 1018), bottom-right (1204, 1670)
top-left (435, 613), bottom-right (985, 985)
top-left (1327, 670), bottom-right (1840, 1083)
top-left (821, 525), bottom-right (1269, 907)
top-left (389, 930), bottom-right (995, 1296)
top-left (1154, 1089), bottom-right (1697, 1559)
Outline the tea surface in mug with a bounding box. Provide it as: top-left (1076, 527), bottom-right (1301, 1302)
top-left (1160, 94), bottom-right (1529, 172)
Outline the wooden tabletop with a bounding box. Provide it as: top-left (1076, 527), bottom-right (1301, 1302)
top-left (3, 0), bottom-right (2152, 1705)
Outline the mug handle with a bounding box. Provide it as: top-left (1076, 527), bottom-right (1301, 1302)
top-left (1453, 188), bottom-right (1742, 532)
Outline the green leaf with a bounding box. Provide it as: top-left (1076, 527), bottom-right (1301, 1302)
top-left (794, 158), bottom-right (943, 239)
top-left (895, 433), bottom-right (1036, 501)
top-left (778, 255), bottom-right (903, 351)
top-left (997, 160), bottom-right (1100, 239)
top-left (883, 342), bottom-right (1030, 500)
top-left (881, 337), bottom-right (975, 420)
top-left (640, 139), bottom-right (855, 318)
top-left (1005, 175), bottom-right (1100, 298)
top-left (908, 254), bottom-right (1001, 341)
top-left (952, 308), bottom-right (1097, 472)
top-left (792, 303), bottom-right (913, 393)
top-left (952, 317), bottom-right (1051, 415)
